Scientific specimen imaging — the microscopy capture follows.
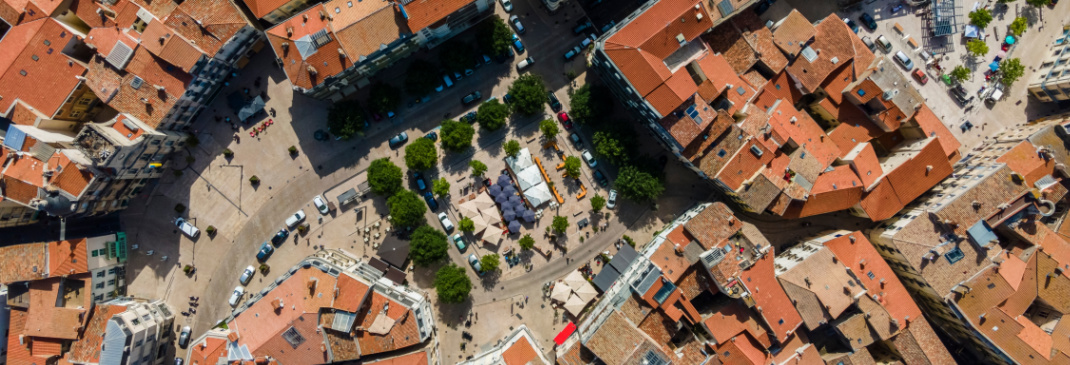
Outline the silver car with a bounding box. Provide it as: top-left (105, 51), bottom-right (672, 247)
top-left (239, 265), bottom-right (255, 285)
top-left (313, 195), bottom-right (329, 214)
top-left (178, 326), bottom-right (191, 348)
top-left (581, 150), bottom-right (598, 167)
top-left (607, 189), bottom-right (618, 209)
top-left (228, 286), bottom-right (245, 307)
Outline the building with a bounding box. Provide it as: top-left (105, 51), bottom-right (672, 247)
top-left (591, 3), bottom-right (960, 221)
top-left (868, 115), bottom-right (1070, 363)
top-left (265, 0), bottom-right (493, 100)
top-left (0, 233), bottom-right (129, 299)
top-left (458, 325), bottom-right (551, 365)
top-left (241, 0), bottom-right (320, 24)
top-left (1027, 31), bottom-right (1070, 102)
top-left (64, 298), bottom-right (176, 365)
top-left (185, 249), bottom-right (434, 364)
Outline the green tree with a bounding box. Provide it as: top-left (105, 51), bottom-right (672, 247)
top-left (326, 100), bottom-right (364, 140)
top-left (459, 217), bottom-right (475, 232)
top-left (1000, 58), bottom-right (1025, 85)
top-left (966, 39), bottom-right (989, 57)
top-left (440, 120), bottom-right (475, 152)
top-left (476, 17), bottom-right (512, 57)
top-left (508, 74), bottom-right (548, 115)
top-left (410, 226), bottom-right (448, 266)
top-left (368, 82), bottom-right (400, 114)
top-left (569, 84), bottom-right (614, 124)
top-left (540, 119), bottom-right (559, 139)
top-left (440, 40), bottom-right (475, 72)
top-left (480, 254), bottom-right (501, 272)
top-left (593, 131), bottom-right (629, 165)
top-left (564, 156), bottom-right (582, 179)
top-left (504, 140), bottom-right (521, 157)
top-left (404, 59), bottom-right (439, 96)
top-left (590, 194), bottom-right (606, 212)
top-left (434, 264), bottom-right (472, 303)
top-left (469, 160), bottom-right (488, 176)
top-left (518, 234), bottom-right (535, 250)
top-left (404, 138), bottom-right (438, 171)
top-left (1009, 16), bottom-right (1028, 36)
top-left (476, 99), bottom-right (510, 130)
top-left (387, 190), bottom-right (427, 228)
top-left (950, 65), bottom-right (972, 82)
top-left (615, 165), bottom-right (665, 202)
top-left (433, 177), bottom-right (450, 198)
top-left (1026, 0), bottom-right (1051, 7)
top-left (367, 158), bottom-right (403, 196)
top-left (552, 216), bottom-right (569, 233)
top-left (969, 9), bottom-right (993, 28)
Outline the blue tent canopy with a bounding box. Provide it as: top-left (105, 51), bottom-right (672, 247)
top-left (989, 61), bottom-right (1000, 71)
top-left (1005, 35), bottom-right (1016, 44)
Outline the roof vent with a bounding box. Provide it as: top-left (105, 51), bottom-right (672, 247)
top-left (830, 57), bottom-right (839, 64)
top-left (926, 165), bottom-right (933, 173)
top-left (130, 76), bottom-right (144, 89)
top-left (696, 13), bottom-right (703, 21)
top-left (675, 33), bottom-right (686, 46)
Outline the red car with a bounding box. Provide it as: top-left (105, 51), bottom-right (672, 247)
top-left (558, 111), bottom-right (573, 129)
top-left (912, 69), bottom-right (928, 85)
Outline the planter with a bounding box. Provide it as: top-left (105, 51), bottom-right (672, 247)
top-left (249, 175), bottom-right (260, 185)
top-left (259, 264), bottom-right (270, 274)
top-left (288, 146), bottom-right (298, 155)
top-left (206, 226), bottom-right (216, 236)
top-left (223, 149), bottom-right (234, 158)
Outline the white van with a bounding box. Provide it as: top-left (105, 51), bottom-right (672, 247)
top-left (986, 82), bottom-right (1004, 104)
top-left (175, 217), bottom-right (200, 238)
top-left (516, 57), bottom-right (534, 71)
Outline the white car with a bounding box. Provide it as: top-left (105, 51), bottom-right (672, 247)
top-left (438, 212), bottom-right (454, 232)
top-left (175, 217), bottom-right (200, 238)
top-left (581, 150), bottom-right (598, 167)
top-left (238, 265), bottom-right (255, 285)
top-left (607, 189), bottom-right (618, 209)
top-left (313, 195), bottom-right (329, 214)
top-left (285, 209), bottom-right (306, 228)
top-left (228, 286), bottom-right (245, 307)
top-left (499, 0), bottom-right (513, 11)
top-left (516, 56), bottom-right (534, 71)
top-left (178, 326), bottom-right (191, 348)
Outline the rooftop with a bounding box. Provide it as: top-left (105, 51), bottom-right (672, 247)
top-left (0, 18), bottom-right (87, 118)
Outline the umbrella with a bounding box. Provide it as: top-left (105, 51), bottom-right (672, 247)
top-left (522, 210), bottom-right (536, 222)
top-left (496, 194), bottom-right (510, 204)
top-left (1005, 35), bottom-right (1015, 45)
top-left (489, 184), bottom-right (503, 196)
top-left (503, 185), bottom-right (517, 196)
top-left (498, 175), bottom-right (512, 185)
top-left (474, 193), bottom-right (496, 210)
top-left (481, 205), bottom-right (501, 222)
top-left (996, 50), bottom-right (1006, 58)
top-left (470, 214), bottom-right (489, 233)
top-left (459, 201), bottom-right (481, 219)
top-left (564, 271), bottom-right (588, 290)
top-left (513, 204), bottom-right (526, 214)
top-left (574, 281), bottom-right (598, 303)
top-left (508, 220), bottom-right (521, 233)
top-left (989, 61), bottom-right (1000, 71)
top-left (508, 195), bottom-right (523, 205)
top-left (551, 283), bottom-right (571, 302)
top-left (503, 210), bottom-right (516, 221)
top-left (564, 294), bottom-right (587, 316)
top-left (483, 225), bottom-right (504, 243)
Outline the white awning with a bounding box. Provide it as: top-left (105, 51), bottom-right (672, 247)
top-left (505, 148), bottom-right (534, 172)
top-left (523, 182), bottom-right (553, 208)
top-left (516, 165), bottom-right (544, 192)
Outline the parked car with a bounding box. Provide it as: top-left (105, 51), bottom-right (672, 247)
top-left (468, 254), bottom-right (484, 275)
top-left (284, 209), bottom-right (306, 228)
top-left (558, 111), bottom-right (573, 129)
top-left (389, 132), bottom-right (408, 147)
top-left (569, 132), bottom-right (581, 147)
top-left (517, 56), bottom-right (534, 71)
top-left (452, 234), bottom-right (467, 252)
top-left (843, 18), bottom-right (860, 33)
top-left (239, 265), bottom-right (255, 285)
top-left (499, 0), bottom-right (513, 11)
top-left (600, 20), bottom-right (616, 34)
top-left (593, 170), bottom-right (609, 187)
top-left (462, 111), bottom-right (477, 123)
top-left (876, 35), bottom-right (893, 52)
top-left (439, 212), bottom-right (454, 232)
top-left (564, 46), bottom-right (582, 60)
top-left (462, 91), bottom-right (482, 105)
top-left (861, 36), bottom-right (876, 52)
top-left (175, 217), bottom-right (200, 238)
top-left (503, 93), bottom-right (514, 104)
top-left (482, 54), bottom-right (492, 64)
top-left (313, 195), bottom-right (329, 214)
top-left (228, 287), bottom-right (244, 307)
top-left (179, 326), bottom-right (191, 348)
top-left (581, 150), bottom-right (597, 167)
top-left (176, 358), bottom-right (184, 365)
top-left (986, 82), bottom-right (1005, 104)
top-left (580, 36), bottom-right (595, 49)
top-left (912, 69), bottom-right (929, 85)
top-left (574, 20), bottom-right (593, 34)
top-left (949, 83), bottom-right (973, 106)
top-left (256, 242), bottom-right (274, 262)
top-left (424, 191), bottom-right (439, 211)
top-left (453, 70), bottom-right (463, 81)
top-left (892, 51), bottom-right (914, 70)
top-left (859, 13), bottom-right (877, 31)
top-left (509, 15), bottom-right (525, 34)
top-left (413, 172), bottom-right (427, 191)
top-left (512, 34), bottom-right (525, 53)
top-left (424, 131), bottom-right (438, 141)
top-left (548, 91), bottom-right (562, 111)
top-left (270, 229), bottom-right (289, 245)
top-left (442, 74), bottom-right (454, 88)
top-left (607, 189), bottom-right (618, 209)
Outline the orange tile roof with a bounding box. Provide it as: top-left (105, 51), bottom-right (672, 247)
top-left (683, 202), bottom-right (742, 250)
top-left (502, 335), bottom-right (538, 365)
top-left (791, 181), bottom-right (863, 218)
top-left (2, 175), bottom-right (40, 205)
top-left (770, 10), bottom-right (814, 57)
top-left (843, 143), bottom-right (883, 188)
top-left (163, 0), bottom-right (249, 58)
top-left (702, 300), bottom-right (769, 346)
top-left (785, 16), bottom-right (859, 93)
top-left (823, 232), bottom-right (921, 324)
top-left (141, 20), bottom-right (203, 72)
top-left (399, 0), bottom-right (473, 32)
top-left (651, 237), bottom-right (694, 283)
top-left (857, 179), bottom-right (903, 221)
top-left (188, 336), bottom-right (229, 365)
top-left (912, 104), bottom-right (960, 158)
top-left (85, 47), bottom-right (189, 128)
top-left (584, 311), bottom-right (669, 365)
top-left (608, 0), bottom-right (713, 60)
top-left (704, 24), bottom-right (757, 75)
top-left (8, 100), bottom-right (44, 126)
top-left (753, 72), bottom-right (804, 109)
top-left (50, 153), bottom-right (94, 198)
top-left (253, 313), bottom-right (331, 365)
top-left (602, 44), bottom-right (672, 98)
top-left (241, 0), bottom-right (294, 18)
top-left (333, 273), bottom-right (372, 312)
top-left (354, 291), bottom-right (421, 356)
top-left (741, 249), bottom-right (802, 342)
top-left (999, 141), bottom-right (1056, 187)
top-left (25, 278), bottom-right (88, 340)
top-left (0, 18), bottom-right (86, 118)
top-left (265, 5), bottom-right (355, 91)
top-left (229, 267), bottom-right (339, 355)
top-left (716, 138), bottom-right (772, 190)
top-left (67, 304), bottom-right (128, 364)
top-left (5, 153), bottom-right (46, 187)
top-left (747, 27), bottom-right (788, 74)
top-left (6, 308), bottom-right (33, 365)
top-left (0, 241), bottom-right (47, 284)
top-left (884, 138), bottom-right (953, 204)
top-left (777, 247), bottom-right (865, 329)
top-left (713, 331), bottom-right (767, 365)
top-left (69, 0), bottom-right (116, 28)
top-left (48, 238), bottom-right (89, 276)
top-left (332, 0), bottom-right (408, 61)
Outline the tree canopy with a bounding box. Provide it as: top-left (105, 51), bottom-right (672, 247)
top-left (469, 160), bottom-right (488, 176)
top-left (410, 226), bottom-right (448, 266)
top-left (969, 9), bottom-right (993, 28)
top-left (404, 138), bottom-right (438, 171)
top-left (590, 194), bottom-right (606, 212)
top-left (950, 65), bottom-right (972, 82)
top-left (404, 59), bottom-right (439, 96)
top-left (1026, 0), bottom-right (1051, 7)
top-left (480, 254), bottom-right (501, 272)
top-left (569, 84), bottom-right (614, 124)
top-left (387, 190), bottom-right (427, 228)
top-left (552, 216), bottom-right (569, 233)
top-left (540, 119), bottom-right (559, 139)
top-left (519, 234), bottom-right (535, 250)
top-left (476, 99), bottom-right (510, 130)
top-left (434, 264), bottom-right (472, 303)
top-left (504, 140), bottom-right (521, 157)
top-left (966, 39), bottom-right (989, 57)
top-left (476, 17), bottom-right (512, 57)
top-left (508, 74), bottom-right (548, 115)
top-left (440, 120), bottom-right (475, 151)
top-left (615, 165), bottom-right (665, 202)
top-left (433, 177), bottom-right (450, 198)
top-left (459, 217), bottom-right (475, 232)
top-left (593, 131), bottom-right (630, 165)
top-left (1001, 58), bottom-right (1025, 85)
top-left (564, 156), bottom-right (582, 179)
top-left (368, 158), bottom-right (403, 196)
top-left (367, 82), bottom-right (400, 114)
top-left (1009, 16), bottom-right (1028, 36)
top-left (326, 100), bottom-right (364, 140)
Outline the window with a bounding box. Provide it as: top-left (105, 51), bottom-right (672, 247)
top-left (92, 249), bottom-right (99, 257)
top-left (108, 268), bottom-right (117, 274)
top-left (96, 282), bottom-right (105, 289)
top-left (107, 279), bottom-right (116, 285)
top-left (70, 110), bottom-right (82, 118)
top-left (77, 97), bottom-right (92, 105)
top-left (97, 271), bottom-right (105, 278)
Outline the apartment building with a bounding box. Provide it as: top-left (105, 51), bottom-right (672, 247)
top-left (241, 0), bottom-right (320, 24)
top-left (265, 0), bottom-right (493, 100)
top-left (591, 3), bottom-right (961, 221)
top-left (459, 325), bottom-right (551, 365)
top-left (1027, 30), bottom-right (1070, 102)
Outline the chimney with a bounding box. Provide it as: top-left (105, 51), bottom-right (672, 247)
top-left (140, 98), bottom-right (149, 104)
top-left (287, 27), bottom-right (293, 37)
top-left (154, 85), bottom-right (165, 92)
top-left (849, 235), bottom-right (856, 243)
top-left (303, 14), bottom-right (308, 22)
top-left (926, 165), bottom-right (933, 173)
top-left (307, 65), bottom-right (318, 75)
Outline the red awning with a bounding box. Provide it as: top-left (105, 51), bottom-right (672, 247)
top-left (554, 322), bottom-right (577, 345)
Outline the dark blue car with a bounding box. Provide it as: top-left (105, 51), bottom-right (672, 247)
top-left (424, 191), bottom-right (439, 211)
top-left (256, 242), bottom-right (274, 262)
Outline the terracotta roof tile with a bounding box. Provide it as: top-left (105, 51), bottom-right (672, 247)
top-left (355, 291), bottom-right (421, 355)
top-left (2, 175), bottom-right (41, 205)
top-left (884, 138), bottom-right (953, 204)
top-left (333, 273), bottom-right (371, 312)
top-left (608, 0), bottom-right (714, 60)
top-left (835, 313), bottom-right (876, 349)
top-left (746, 27), bottom-right (787, 74)
top-left (229, 268), bottom-right (339, 355)
top-left (636, 311), bottom-right (675, 354)
top-left (0, 242), bottom-right (47, 284)
top-left (618, 293), bottom-right (654, 326)
top-left (737, 173), bottom-right (782, 213)
top-left (66, 304), bottom-right (128, 364)
top-left (647, 82), bottom-right (691, 117)
top-left (702, 300), bottom-right (769, 346)
top-left (753, 72), bottom-right (804, 109)
top-left (240, 0), bottom-right (293, 18)
top-left (400, 0), bottom-right (473, 31)
top-left (188, 337), bottom-right (229, 365)
top-left (68, 0), bottom-right (114, 28)
top-left (998, 141), bottom-right (1056, 187)
top-left (502, 335), bottom-right (538, 365)
top-left (650, 239), bottom-right (695, 283)
top-left (912, 104), bottom-right (960, 158)
top-left (824, 232), bottom-right (921, 322)
top-left (25, 278), bottom-right (87, 340)
top-left (891, 317), bottom-right (956, 365)
top-left (741, 249), bottom-right (802, 342)
top-left (857, 180), bottom-right (903, 221)
top-left (141, 20), bottom-right (203, 72)
top-left (6, 308), bottom-right (33, 365)
top-left (778, 247), bottom-right (864, 329)
top-left (265, 5), bottom-right (354, 90)
top-left (48, 239), bottom-right (89, 276)
top-left (603, 45), bottom-right (672, 98)
top-left (163, 0), bottom-right (248, 58)
top-left (584, 311), bottom-right (669, 365)
top-left (740, 70), bottom-right (768, 91)
top-left (697, 125), bottom-right (749, 178)
top-left (364, 350), bottom-right (429, 365)
top-left (712, 331), bottom-right (767, 365)
top-left (0, 18), bottom-right (87, 117)
top-left (332, 0), bottom-right (408, 61)
top-left (85, 47), bottom-right (189, 128)
top-left (842, 143), bottom-right (882, 188)
top-left (703, 24), bottom-right (756, 75)
top-left (683, 202), bottom-right (742, 250)
top-left (790, 184), bottom-right (862, 218)
top-left (50, 154), bottom-right (94, 198)
top-left (251, 313), bottom-right (330, 364)
top-left (785, 16), bottom-right (857, 93)
top-left (716, 138), bottom-right (772, 190)
top-left (770, 10), bottom-right (814, 57)
top-left (7, 100), bottom-right (44, 125)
